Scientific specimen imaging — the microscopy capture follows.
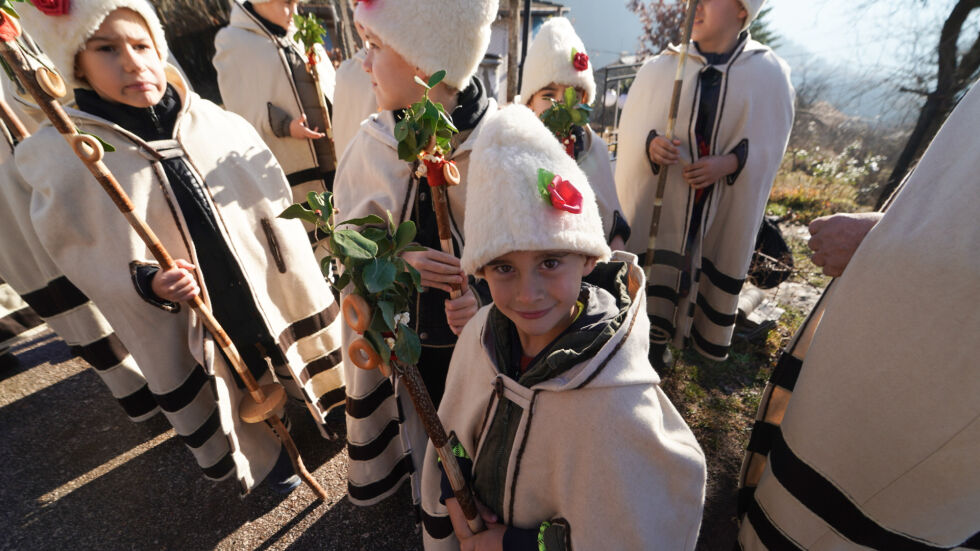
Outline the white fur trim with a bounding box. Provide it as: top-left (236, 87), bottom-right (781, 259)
top-left (520, 17), bottom-right (596, 105)
top-left (354, 0), bottom-right (497, 91)
top-left (461, 104), bottom-right (610, 275)
top-left (18, 0), bottom-right (168, 91)
top-left (739, 0), bottom-right (766, 31)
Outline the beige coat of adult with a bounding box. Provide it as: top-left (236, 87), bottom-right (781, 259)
top-left (0, 77), bottom-right (156, 420)
top-left (333, 104), bottom-right (496, 505)
top-left (738, 82), bottom-right (980, 550)
top-left (421, 253), bottom-right (706, 550)
top-left (615, 37), bottom-right (793, 360)
top-left (16, 69), bottom-right (344, 491)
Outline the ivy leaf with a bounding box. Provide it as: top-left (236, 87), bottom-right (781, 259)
top-left (364, 330), bottom-right (391, 366)
top-left (337, 214), bottom-right (385, 227)
top-left (427, 70), bottom-right (446, 88)
top-left (361, 227), bottom-right (388, 243)
top-left (333, 271), bottom-right (352, 292)
top-left (394, 220), bottom-right (417, 250)
top-left (377, 300), bottom-right (396, 331)
top-left (333, 229), bottom-right (378, 260)
top-left (397, 140), bottom-right (416, 162)
top-left (364, 258), bottom-right (397, 293)
top-left (564, 85), bottom-right (577, 107)
top-left (279, 203), bottom-right (318, 223)
top-left (394, 324), bottom-right (422, 365)
top-left (77, 130), bottom-right (116, 153)
top-left (307, 191), bottom-right (327, 212)
top-left (394, 120), bottom-right (409, 142)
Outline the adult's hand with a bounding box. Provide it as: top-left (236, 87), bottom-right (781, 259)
top-left (808, 212), bottom-right (883, 277)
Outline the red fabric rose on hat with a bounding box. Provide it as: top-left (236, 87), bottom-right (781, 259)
top-left (571, 48), bottom-right (589, 72)
top-left (31, 0), bottom-right (71, 16)
top-left (537, 169), bottom-right (582, 214)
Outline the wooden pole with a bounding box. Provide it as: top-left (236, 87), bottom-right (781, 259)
top-left (645, 0), bottom-right (698, 275)
top-left (0, 97), bottom-right (29, 143)
top-left (506, 0), bottom-right (521, 102)
top-left (0, 37), bottom-right (327, 500)
top-left (394, 359), bottom-right (484, 533)
top-left (309, 57), bottom-right (338, 172)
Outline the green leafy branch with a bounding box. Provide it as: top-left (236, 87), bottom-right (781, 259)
top-left (394, 70), bottom-right (458, 162)
top-left (280, 191), bottom-right (426, 366)
top-left (0, 0), bottom-right (25, 18)
top-left (292, 12), bottom-right (325, 62)
top-left (539, 85), bottom-right (592, 139)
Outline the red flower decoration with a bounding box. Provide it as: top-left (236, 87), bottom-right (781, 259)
top-left (31, 0), bottom-right (71, 16)
top-left (0, 12), bottom-right (20, 41)
top-left (572, 52), bottom-right (589, 72)
top-left (547, 175), bottom-right (583, 214)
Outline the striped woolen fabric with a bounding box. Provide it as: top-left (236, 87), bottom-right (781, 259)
top-left (0, 281), bottom-right (44, 348)
top-left (738, 82), bottom-right (980, 550)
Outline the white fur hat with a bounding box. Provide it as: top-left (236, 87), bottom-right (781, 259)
top-left (354, 0), bottom-right (497, 91)
top-left (18, 0), bottom-right (168, 91)
top-left (739, 0), bottom-right (767, 31)
top-left (462, 104), bottom-right (610, 275)
top-left (519, 17), bottom-right (595, 105)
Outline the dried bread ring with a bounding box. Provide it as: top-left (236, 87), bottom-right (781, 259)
top-left (71, 133), bottom-right (104, 163)
top-left (348, 338), bottom-right (381, 371)
top-left (442, 161), bottom-right (460, 186)
top-left (342, 294), bottom-right (371, 333)
top-left (36, 66), bottom-right (66, 99)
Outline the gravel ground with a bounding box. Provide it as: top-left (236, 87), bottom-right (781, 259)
top-left (0, 329), bottom-right (420, 551)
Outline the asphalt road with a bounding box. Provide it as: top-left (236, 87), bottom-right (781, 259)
top-left (0, 329), bottom-right (420, 550)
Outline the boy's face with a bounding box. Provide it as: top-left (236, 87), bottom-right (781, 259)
top-left (692, 0), bottom-right (747, 44)
top-left (75, 9), bottom-right (166, 109)
top-left (362, 28), bottom-right (425, 111)
top-left (526, 84), bottom-right (585, 117)
top-left (483, 250), bottom-right (597, 356)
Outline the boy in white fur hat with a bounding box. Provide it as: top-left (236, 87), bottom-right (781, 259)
top-left (419, 104), bottom-right (706, 551)
top-left (214, 0), bottom-right (336, 253)
top-left (615, 0), bottom-right (793, 367)
top-left (332, 0), bottom-right (499, 509)
top-left (15, 0), bottom-right (345, 494)
top-left (520, 17), bottom-right (630, 252)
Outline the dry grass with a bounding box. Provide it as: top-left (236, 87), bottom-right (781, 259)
top-left (767, 169), bottom-right (862, 225)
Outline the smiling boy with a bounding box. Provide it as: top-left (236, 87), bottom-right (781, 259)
top-left (419, 105), bottom-right (706, 551)
top-left (615, 0), bottom-right (794, 366)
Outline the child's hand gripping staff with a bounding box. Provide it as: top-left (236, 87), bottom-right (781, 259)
top-left (293, 12), bottom-right (337, 171)
top-left (0, 21), bottom-right (329, 501)
top-left (397, 70), bottom-right (463, 300)
top-left (644, 0), bottom-right (698, 344)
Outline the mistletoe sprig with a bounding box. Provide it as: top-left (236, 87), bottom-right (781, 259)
top-left (293, 12), bottom-right (326, 66)
top-left (280, 191), bottom-right (426, 368)
top-left (394, 70), bottom-right (458, 162)
top-left (540, 85), bottom-right (592, 140)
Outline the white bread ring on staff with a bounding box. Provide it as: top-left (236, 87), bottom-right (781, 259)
top-left (71, 133), bottom-right (104, 163)
top-left (342, 294), bottom-right (371, 333)
top-left (348, 338), bottom-right (381, 371)
top-left (36, 66), bottom-right (66, 99)
top-left (443, 161), bottom-right (460, 186)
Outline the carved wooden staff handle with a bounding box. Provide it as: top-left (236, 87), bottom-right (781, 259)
top-left (0, 37), bottom-right (327, 500)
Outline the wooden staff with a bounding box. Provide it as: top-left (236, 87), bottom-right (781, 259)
top-left (420, 146), bottom-right (463, 299)
top-left (306, 49), bottom-right (338, 172)
top-left (344, 297), bottom-right (484, 533)
top-left (644, 0), bottom-right (699, 279)
top-left (0, 97), bottom-right (29, 143)
top-left (0, 36), bottom-right (328, 500)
